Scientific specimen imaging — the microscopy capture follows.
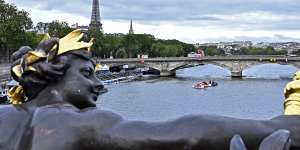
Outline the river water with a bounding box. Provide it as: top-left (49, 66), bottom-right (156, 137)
top-left (98, 64), bottom-right (298, 122)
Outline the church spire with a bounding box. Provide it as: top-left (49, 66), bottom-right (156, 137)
top-left (90, 0), bottom-right (103, 32)
top-left (129, 20), bottom-right (134, 34)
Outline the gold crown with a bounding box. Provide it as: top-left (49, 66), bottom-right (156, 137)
top-left (54, 29), bottom-right (93, 55)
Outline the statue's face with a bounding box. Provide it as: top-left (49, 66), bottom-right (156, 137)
top-left (59, 57), bottom-right (105, 109)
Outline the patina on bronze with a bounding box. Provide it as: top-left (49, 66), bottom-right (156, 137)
top-left (1, 30), bottom-right (300, 150)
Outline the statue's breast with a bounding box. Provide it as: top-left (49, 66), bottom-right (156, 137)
top-left (30, 106), bottom-right (91, 150)
top-left (29, 106), bottom-right (122, 150)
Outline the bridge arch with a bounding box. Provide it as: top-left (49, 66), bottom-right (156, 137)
top-left (204, 62), bottom-right (232, 71)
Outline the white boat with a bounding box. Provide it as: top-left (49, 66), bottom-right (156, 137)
top-left (0, 86), bottom-right (8, 103)
top-left (192, 81), bottom-right (218, 89)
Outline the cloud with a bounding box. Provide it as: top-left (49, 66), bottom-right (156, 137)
top-left (5, 0), bottom-right (300, 43)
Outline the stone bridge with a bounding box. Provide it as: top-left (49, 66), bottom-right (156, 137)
top-left (97, 56), bottom-right (300, 77)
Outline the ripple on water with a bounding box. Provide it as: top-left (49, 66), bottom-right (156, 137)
top-left (98, 64), bottom-right (297, 122)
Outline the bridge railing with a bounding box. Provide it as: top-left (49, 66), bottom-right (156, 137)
top-left (96, 56), bottom-right (300, 63)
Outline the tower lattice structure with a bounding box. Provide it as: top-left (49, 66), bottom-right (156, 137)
top-left (90, 0), bottom-right (103, 31)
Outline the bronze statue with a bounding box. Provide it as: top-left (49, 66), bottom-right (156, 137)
top-left (1, 29), bottom-right (300, 150)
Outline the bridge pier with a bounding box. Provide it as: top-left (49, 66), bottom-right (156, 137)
top-left (231, 71), bottom-right (243, 78)
top-left (231, 61), bottom-right (243, 78)
top-left (160, 70), bottom-right (176, 77)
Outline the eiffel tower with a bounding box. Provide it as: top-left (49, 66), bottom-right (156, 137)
top-left (89, 0), bottom-right (103, 31)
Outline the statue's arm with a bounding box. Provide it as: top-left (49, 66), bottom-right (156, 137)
top-left (33, 109), bottom-right (300, 150)
top-left (93, 112), bottom-right (277, 150)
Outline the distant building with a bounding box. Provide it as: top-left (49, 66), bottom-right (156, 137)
top-left (187, 52), bottom-right (202, 58)
top-left (71, 23), bottom-right (89, 31)
top-left (254, 42), bottom-right (270, 48)
top-left (137, 54), bottom-right (149, 59)
top-left (34, 22), bottom-right (49, 34)
top-left (188, 49), bottom-right (204, 58)
top-left (104, 33), bottom-right (125, 37)
top-left (217, 41), bottom-right (252, 49)
top-left (196, 41), bottom-right (252, 55)
top-left (129, 20), bottom-right (134, 34)
top-left (269, 42), bottom-right (300, 54)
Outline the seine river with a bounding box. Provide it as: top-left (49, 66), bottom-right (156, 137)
top-left (98, 64), bottom-right (298, 122)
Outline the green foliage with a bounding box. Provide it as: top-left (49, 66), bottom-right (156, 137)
top-left (150, 41), bottom-right (184, 57)
top-left (48, 20), bottom-right (73, 38)
top-left (134, 34), bottom-right (155, 54)
top-left (85, 33), bottom-right (195, 58)
top-left (115, 48), bottom-right (128, 58)
top-left (103, 35), bottom-right (123, 58)
top-left (0, 0), bottom-right (33, 60)
top-left (87, 28), bottom-right (105, 57)
top-left (23, 31), bottom-right (44, 48)
top-left (230, 46), bottom-right (287, 55)
top-left (150, 42), bottom-right (164, 57)
top-left (199, 46), bottom-right (225, 56)
top-left (123, 34), bottom-right (138, 58)
top-left (148, 39), bottom-right (194, 57)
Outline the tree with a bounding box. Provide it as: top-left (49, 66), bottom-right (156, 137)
top-left (123, 34), bottom-right (138, 58)
top-left (87, 28), bottom-right (105, 57)
top-left (201, 46), bottom-right (218, 56)
top-left (0, 0), bottom-right (33, 62)
top-left (48, 20), bottom-right (73, 38)
top-left (134, 34), bottom-right (155, 55)
top-left (150, 42), bottom-right (165, 57)
top-left (115, 48), bottom-right (128, 58)
top-left (103, 35), bottom-right (123, 58)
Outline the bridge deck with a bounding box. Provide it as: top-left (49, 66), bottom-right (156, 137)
top-left (97, 56), bottom-right (300, 63)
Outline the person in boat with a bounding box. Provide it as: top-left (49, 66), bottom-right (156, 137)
top-left (1, 29), bottom-right (300, 150)
top-left (193, 81), bottom-right (206, 89)
top-left (209, 80), bottom-right (218, 87)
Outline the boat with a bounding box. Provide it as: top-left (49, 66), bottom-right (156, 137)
top-left (95, 64), bottom-right (110, 74)
top-left (0, 85), bottom-right (8, 103)
top-left (97, 69), bottom-right (142, 85)
top-left (193, 81), bottom-right (217, 89)
top-left (192, 83), bottom-right (207, 89)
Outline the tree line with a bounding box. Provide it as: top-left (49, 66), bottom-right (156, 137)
top-left (198, 46), bottom-right (287, 56)
top-left (88, 31), bottom-right (196, 58)
top-left (0, 0), bottom-right (196, 61)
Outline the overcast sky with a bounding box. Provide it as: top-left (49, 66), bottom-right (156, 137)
top-left (5, 0), bottom-right (300, 43)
